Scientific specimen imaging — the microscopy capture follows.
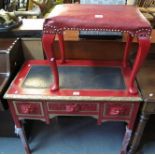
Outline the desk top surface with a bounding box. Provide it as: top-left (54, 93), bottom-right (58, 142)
top-left (43, 4), bottom-right (152, 37)
top-left (4, 60), bottom-right (141, 101)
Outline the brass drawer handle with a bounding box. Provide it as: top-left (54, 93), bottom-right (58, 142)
top-left (109, 107), bottom-right (126, 115)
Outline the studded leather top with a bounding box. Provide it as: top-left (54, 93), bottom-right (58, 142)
top-left (43, 4), bottom-right (152, 37)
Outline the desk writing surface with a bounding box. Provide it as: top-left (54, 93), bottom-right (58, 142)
top-left (4, 60), bottom-right (141, 101)
top-left (22, 65), bottom-right (126, 90)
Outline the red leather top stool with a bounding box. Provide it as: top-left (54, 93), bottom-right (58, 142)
top-left (42, 4), bottom-right (152, 94)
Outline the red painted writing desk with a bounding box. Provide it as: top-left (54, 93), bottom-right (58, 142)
top-left (4, 4), bottom-right (152, 154)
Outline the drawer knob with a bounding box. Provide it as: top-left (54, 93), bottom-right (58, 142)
top-left (66, 104), bottom-right (80, 112)
top-left (110, 107), bottom-right (125, 115)
top-left (21, 105), bottom-right (34, 114)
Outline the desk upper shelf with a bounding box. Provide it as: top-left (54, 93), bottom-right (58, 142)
top-left (43, 4), bottom-right (152, 37)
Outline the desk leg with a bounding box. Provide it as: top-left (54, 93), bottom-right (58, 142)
top-left (42, 34), bottom-right (59, 91)
top-left (8, 101), bottom-right (31, 154)
top-left (123, 34), bottom-right (133, 68)
top-left (120, 102), bottom-right (140, 153)
top-left (128, 37), bottom-right (151, 94)
top-left (120, 126), bottom-right (132, 154)
top-left (128, 113), bottom-right (150, 153)
top-left (15, 126), bottom-right (31, 154)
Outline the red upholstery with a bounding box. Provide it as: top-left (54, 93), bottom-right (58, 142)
top-left (43, 4), bottom-right (152, 37)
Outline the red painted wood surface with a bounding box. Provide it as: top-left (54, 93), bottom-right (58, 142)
top-left (5, 60), bottom-right (141, 153)
top-left (6, 5), bottom-right (151, 153)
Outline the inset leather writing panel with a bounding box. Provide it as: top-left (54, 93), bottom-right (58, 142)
top-left (22, 65), bottom-right (126, 90)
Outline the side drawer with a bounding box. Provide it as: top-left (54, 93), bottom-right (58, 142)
top-left (104, 102), bottom-right (133, 117)
top-left (13, 101), bottom-right (44, 117)
top-left (47, 101), bottom-right (99, 113)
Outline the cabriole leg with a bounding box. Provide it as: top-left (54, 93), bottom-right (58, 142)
top-left (128, 37), bottom-right (151, 94)
top-left (58, 34), bottom-right (65, 63)
top-left (42, 34), bottom-right (59, 91)
top-left (123, 34), bottom-right (133, 68)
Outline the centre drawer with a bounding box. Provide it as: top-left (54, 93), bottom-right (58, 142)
top-left (47, 101), bottom-right (99, 113)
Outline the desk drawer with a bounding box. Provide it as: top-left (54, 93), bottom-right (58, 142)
top-left (47, 102), bottom-right (98, 113)
top-left (13, 101), bottom-right (44, 116)
top-left (104, 102), bottom-right (132, 117)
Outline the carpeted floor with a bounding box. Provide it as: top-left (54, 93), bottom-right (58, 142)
top-left (0, 115), bottom-right (155, 154)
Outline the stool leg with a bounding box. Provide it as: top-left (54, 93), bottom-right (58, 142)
top-left (58, 34), bottom-right (65, 64)
top-left (123, 34), bottom-right (133, 68)
top-left (128, 113), bottom-right (150, 153)
top-left (15, 126), bottom-right (31, 154)
top-left (8, 101), bottom-right (31, 154)
top-left (120, 102), bottom-right (140, 153)
top-left (42, 34), bottom-right (59, 91)
top-left (128, 37), bottom-right (151, 94)
top-left (42, 34), bottom-right (56, 59)
top-left (50, 57), bottom-right (59, 91)
top-left (120, 126), bottom-right (132, 154)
